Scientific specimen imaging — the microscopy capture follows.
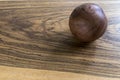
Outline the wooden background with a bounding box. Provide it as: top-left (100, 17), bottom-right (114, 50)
top-left (0, 0), bottom-right (120, 80)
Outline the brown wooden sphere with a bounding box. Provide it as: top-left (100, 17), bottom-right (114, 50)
top-left (69, 3), bottom-right (107, 42)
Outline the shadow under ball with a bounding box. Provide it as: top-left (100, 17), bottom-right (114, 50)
top-left (69, 3), bottom-right (107, 42)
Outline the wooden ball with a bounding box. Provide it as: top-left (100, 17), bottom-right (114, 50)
top-left (69, 3), bottom-right (107, 42)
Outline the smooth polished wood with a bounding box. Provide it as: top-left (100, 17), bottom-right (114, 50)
top-left (0, 0), bottom-right (120, 80)
top-left (0, 65), bottom-right (119, 80)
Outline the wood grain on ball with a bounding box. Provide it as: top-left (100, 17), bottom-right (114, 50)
top-left (69, 3), bottom-right (107, 42)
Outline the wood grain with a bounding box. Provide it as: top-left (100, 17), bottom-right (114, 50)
top-left (0, 0), bottom-right (120, 79)
top-left (0, 65), bottom-right (120, 80)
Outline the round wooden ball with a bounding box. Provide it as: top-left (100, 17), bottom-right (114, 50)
top-left (69, 3), bottom-right (107, 42)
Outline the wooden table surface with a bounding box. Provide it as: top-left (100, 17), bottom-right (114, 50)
top-left (0, 0), bottom-right (120, 80)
